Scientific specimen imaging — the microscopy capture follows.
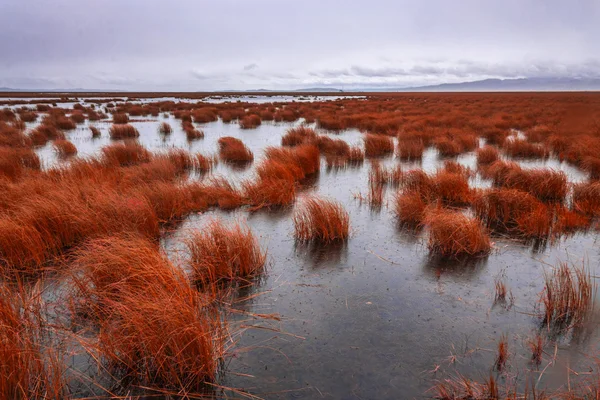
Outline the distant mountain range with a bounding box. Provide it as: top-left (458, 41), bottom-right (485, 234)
top-left (2, 77), bottom-right (600, 93)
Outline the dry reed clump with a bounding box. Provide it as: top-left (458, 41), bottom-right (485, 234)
top-left (476, 145), bottom-right (499, 166)
top-left (473, 188), bottom-right (540, 233)
top-left (541, 262), bottom-right (594, 332)
top-left (503, 138), bottom-right (549, 159)
top-left (573, 182), bottom-right (600, 216)
top-left (431, 171), bottom-right (472, 207)
top-left (394, 190), bottom-right (427, 227)
top-left (29, 124), bottom-right (64, 146)
top-left (191, 176), bottom-right (246, 210)
top-left (18, 110), bottom-right (37, 122)
top-left (192, 107), bottom-right (218, 123)
top-left (364, 133), bottom-right (394, 158)
top-left (70, 111), bottom-right (86, 124)
top-left (182, 121), bottom-right (204, 140)
top-left (101, 141), bottom-right (151, 167)
top-left (89, 126), bottom-right (101, 138)
top-left (158, 121), bottom-right (173, 135)
top-left (495, 335), bottom-right (508, 371)
top-left (52, 139), bottom-right (77, 158)
top-left (281, 126), bottom-right (317, 147)
top-left (193, 153), bottom-right (216, 174)
top-left (71, 234), bottom-right (223, 389)
top-left (368, 165), bottom-right (385, 208)
top-left (239, 114), bottom-right (262, 129)
top-left (109, 124), bottom-right (139, 139)
top-left (112, 113), bottom-right (129, 124)
top-left (432, 374), bottom-right (499, 400)
top-left (397, 138), bottom-right (425, 160)
top-left (218, 136), bottom-right (253, 164)
top-left (348, 146), bottom-right (365, 164)
top-left (434, 137), bottom-right (462, 157)
top-left (554, 207), bottom-right (590, 235)
top-left (186, 220), bottom-right (266, 287)
top-left (0, 147), bottom-right (41, 181)
top-left (582, 156), bottom-right (600, 180)
top-left (485, 161), bottom-right (568, 202)
top-left (243, 176), bottom-right (296, 210)
top-left (424, 209), bottom-right (491, 258)
top-left (0, 284), bottom-right (66, 399)
top-left (52, 116), bottom-right (76, 130)
top-left (264, 144), bottom-right (320, 177)
top-left (294, 197), bottom-right (350, 243)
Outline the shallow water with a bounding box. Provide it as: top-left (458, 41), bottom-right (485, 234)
top-left (22, 103), bottom-right (600, 398)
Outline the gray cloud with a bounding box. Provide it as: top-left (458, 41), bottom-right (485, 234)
top-left (0, 0), bottom-right (598, 90)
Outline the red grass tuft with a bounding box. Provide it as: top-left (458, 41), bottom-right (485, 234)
top-left (503, 137), bottom-right (549, 159)
top-left (89, 126), bottom-right (101, 138)
top-left (364, 134), bottom-right (394, 158)
top-left (158, 121), bottom-right (173, 135)
top-left (218, 136), bottom-right (253, 163)
top-left (182, 121), bottom-right (204, 140)
top-left (239, 114), bottom-right (262, 129)
top-left (573, 182), bottom-right (600, 216)
top-left (112, 113), bottom-right (129, 124)
top-left (0, 284), bottom-right (66, 398)
top-left (476, 145), bottom-right (499, 165)
top-left (294, 197), bottom-right (350, 243)
top-left (109, 124), bottom-right (139, 139)
top-left (541, 262), bottom-right (593, 332)
top-left (72, 234), bottom-right (222, 388)
top-left (424, 209), bottom-right (491, 258)
top-left (101, 141), bottom-right (151, 167)
top-left (186, 220), bottom-right (266, 287)
top-left (397, 139), bottom-right (425, 160)
top-left (52, 139), bottom-right (77, 158)
top-left (582, 156), bottom-right (600, 180)
top-left (282, 126), bottom-right (317, 147)
top-left (394, 190), bottom-right (427, 227)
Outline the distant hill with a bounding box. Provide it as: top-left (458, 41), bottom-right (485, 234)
top-left (392, 77), bottom-right (600, 92)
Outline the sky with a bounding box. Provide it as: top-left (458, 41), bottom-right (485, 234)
top-left (0, 0), bottom-right (599, 91)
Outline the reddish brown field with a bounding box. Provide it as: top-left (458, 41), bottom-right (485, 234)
top-left (1, 91), bottom-right (600, 397)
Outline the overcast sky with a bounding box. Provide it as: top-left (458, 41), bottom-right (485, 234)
top-left (0, 0), bottom-right (598, 90)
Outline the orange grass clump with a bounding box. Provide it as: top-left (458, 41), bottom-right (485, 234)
top-left (72, 234), bottom-right (223, 389)
top-left (0, 284), bottom-right (66, 399)
top-left (158, 121), bottom-right (173, 135)
top-left (186, 220), bottom-right (266, 287)
top-left (101, 141), bottom-right (151, 167)
top-left (503, 137), bottom-right (549, 159)
top-left (239, 114), bottom-right (262, 129)
top-left (294, 197), bottom-right (350, 243)
top-left (495, 335), bottom-right (508, 371)
top-left (541, 262), bottom-right (594, 332)
top-left (52, 139), bottom-right (77, 158)
top-left (476, 145), bottom-right (499, 166)
top-left (112, 113), bottom-right (129, 124)
top-left (89, 126), bottom-right (101, 138)
top-left (218, 136), bottom-right (253, 164)
top-left (394, 190), bottom-right (427, 227)
top-left (109, 124), bottom-right (139, 139)
top-left (424, 209), bottom-right (491, 258)
top-left (473, 188), bottom-right (540, 233)
top-left (486, 161), bottom-right (567, 202)
top-left (397, 139), bottom-right (424, 160)
top-left (364, 133), bottom-right (394, 158)
top-left (573, 182), bottom-right (600, 216)
top-left (281, 126), bottom-right (317, 147)
top-left (183, 121), bottom-right (204, 140)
